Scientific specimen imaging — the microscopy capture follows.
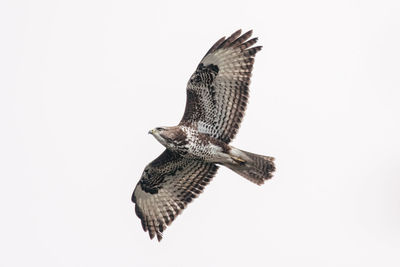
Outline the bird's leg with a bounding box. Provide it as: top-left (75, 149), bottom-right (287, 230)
top-left (231, 155), bottom-right (246, 165)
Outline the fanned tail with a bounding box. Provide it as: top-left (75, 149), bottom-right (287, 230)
top-left (225, 147), bottom-right (275, 185)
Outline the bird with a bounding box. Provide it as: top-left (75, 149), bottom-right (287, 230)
top-left (132, 29), bottom-right (275, 241)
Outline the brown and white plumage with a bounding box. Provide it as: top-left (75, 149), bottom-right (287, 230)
top-left (132, 30), bottom-right (275, 241)
top-left (132, 149), bottom-right (218, 241)
top-left (181, 29), bottom-right (261, 143)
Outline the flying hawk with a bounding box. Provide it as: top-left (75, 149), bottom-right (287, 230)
top-left (132, 29), bottom-right (275, 241)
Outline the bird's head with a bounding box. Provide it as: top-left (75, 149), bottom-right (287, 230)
top-left (148, 127), bottom-right (170, 146)
top-left (148, 126), bottom-right (186, 149)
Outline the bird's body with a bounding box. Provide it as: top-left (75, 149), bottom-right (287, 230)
top-left (132, 30), bottom-right (275, 241)
top-left (151, 125), bottom-right (230, 162)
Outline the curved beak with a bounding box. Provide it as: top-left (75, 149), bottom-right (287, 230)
top-left (148, 129), bottom-right (154, 135)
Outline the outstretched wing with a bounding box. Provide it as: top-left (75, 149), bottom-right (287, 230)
top-left (180, 29), bottom-right (262, 143)
top-left (132, 149), bottom-right (219, 241)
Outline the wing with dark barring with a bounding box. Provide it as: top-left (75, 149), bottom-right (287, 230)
top-left (132, 149), bottom-right (219, 241)
top-left (180, 29), bottom-right (262, 143)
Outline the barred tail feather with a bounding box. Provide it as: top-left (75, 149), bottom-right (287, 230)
top-left (226, 148), bottom-right (275, 185)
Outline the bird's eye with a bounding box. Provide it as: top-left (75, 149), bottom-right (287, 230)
top-left (156, 127), bottom-right (164, 131)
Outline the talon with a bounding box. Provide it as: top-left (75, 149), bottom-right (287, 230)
top-left (231, 156), bottom-right (246, 165)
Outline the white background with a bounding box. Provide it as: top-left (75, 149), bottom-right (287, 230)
top-left (1, 0), bottom-right (399, 266)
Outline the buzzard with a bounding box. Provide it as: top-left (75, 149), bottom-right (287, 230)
top-left (132, 30), bottom-right (275, 241)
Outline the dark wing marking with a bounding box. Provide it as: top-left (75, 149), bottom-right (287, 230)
top-left (132, 149), bottom-right (219, 241)
top-left (180, 29), bottom-right (262, 143)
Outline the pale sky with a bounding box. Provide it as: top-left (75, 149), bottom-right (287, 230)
top-left (1, 0), bottom-right (400, 266)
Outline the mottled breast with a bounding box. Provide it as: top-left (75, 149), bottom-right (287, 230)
top-left (180, 126), bottom-right (230, 161)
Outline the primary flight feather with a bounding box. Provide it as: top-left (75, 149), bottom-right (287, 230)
top-left (132, 29), bottom-right (275, 241)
